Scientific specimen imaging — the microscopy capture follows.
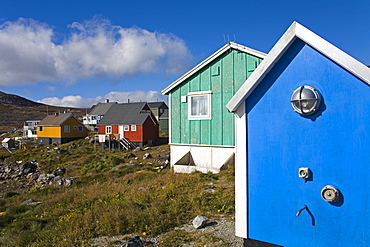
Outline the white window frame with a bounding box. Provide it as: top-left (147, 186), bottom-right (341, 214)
top-left (124, 125), bottom-right (129, 131)
top-left (64, 125), bottom-right (70, 133)
top-left (188, 91), bottom-right (212, 120)
top-left (106, 126), bottom-right (112, 134)
top-left (131, 125), bottom-right (136, 131)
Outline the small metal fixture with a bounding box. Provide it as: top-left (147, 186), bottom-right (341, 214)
top-left (296, 205), bottom-right (308, 217)
top-left (298, 167), bottom-right (310, 180)
top-left (291, 85), bottom-right (321, 115)
top-left (321, 185), bottom-right (340, 203)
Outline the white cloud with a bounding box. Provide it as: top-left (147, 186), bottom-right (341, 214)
top-left (38, 90), bottom-right (167, 108)
top-left (0, 16), bottom-right (193, 86)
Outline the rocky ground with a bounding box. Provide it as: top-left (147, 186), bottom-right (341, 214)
top-left (90, 216), bottom-right (244, 247)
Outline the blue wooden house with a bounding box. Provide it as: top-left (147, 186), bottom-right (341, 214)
top-left (162, 42), bottom-right (266, 173)
top-left (227, 22), bottom-right (370, 246)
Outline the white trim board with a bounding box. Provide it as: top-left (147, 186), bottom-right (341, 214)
top-left (226, 21), bottom-right (370, 113)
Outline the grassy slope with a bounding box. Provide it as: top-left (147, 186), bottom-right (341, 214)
top-left (0, 104), bottom-right (86, 133)
top-left (0, 139), bottom-right (235, 246)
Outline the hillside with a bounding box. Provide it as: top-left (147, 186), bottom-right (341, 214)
top-left (0, 139), bottom-right (238, 246)
top-left (0, 91), bottom-right (87, 132)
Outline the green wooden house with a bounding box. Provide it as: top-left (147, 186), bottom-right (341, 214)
top-left (162, 42), bottom-right (266, 173)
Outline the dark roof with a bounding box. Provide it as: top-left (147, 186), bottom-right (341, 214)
top-left (88, 102), bottom-right (117, 115)
top-left (38, 113), bottom-right (74, 126)
top-left (148, 102), bottom-right (168, 109)
top-left (98, 102), bottom-right (156, 125)
top-left (160, 109), bottom-right (168, 119)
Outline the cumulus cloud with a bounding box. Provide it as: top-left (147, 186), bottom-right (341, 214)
top-left (38, 90), bottom-right (167, 108)
top-left (0, 16), bottom-right (193, 86)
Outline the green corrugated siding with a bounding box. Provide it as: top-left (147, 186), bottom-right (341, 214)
top-left (170, 48), bottom-right (263, 146)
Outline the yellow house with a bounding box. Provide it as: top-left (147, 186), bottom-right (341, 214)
top-left (37, 113), bottom-right (88, 145)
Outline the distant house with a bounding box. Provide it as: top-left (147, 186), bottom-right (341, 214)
top-left (83, 99), bottom-right (117, 130)
top-left (98, 102), bottom-right (159, 148)
top-left (37, 113), bottom-right (88, 145)
top-left (23, 116), bottom-right (45, 138)
top-left (148, 102), bottom-right (168, 132)
top-left (162, 42), bottom-right (266, 173)
top-left (2, 138), bottom-right (15, 149)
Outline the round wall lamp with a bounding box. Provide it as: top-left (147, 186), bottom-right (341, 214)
top-left (290, 85), bottom-right (321, 115)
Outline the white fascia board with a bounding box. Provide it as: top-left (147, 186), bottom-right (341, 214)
top-left (226, 21), bottom-right (370, 113)
top-left (162, 42), bottom-right (266, 95)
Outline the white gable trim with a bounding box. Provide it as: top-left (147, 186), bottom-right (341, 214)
top-left (162, 42), bottom-right (266, 95)
top-left (227, 21), bottom-right (370, 113)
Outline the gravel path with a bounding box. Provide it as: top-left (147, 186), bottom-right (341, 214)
top-left (90, 216), bottom-right (244, 246)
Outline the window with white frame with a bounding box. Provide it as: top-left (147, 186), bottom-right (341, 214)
top-left (188, 91), bottom-right (212, 120)
top-left (64, 125), bottom-right (70, 133)
top-left (131, 125), bottom-right (136, 131)
top-left (106, 126), bottom-right (112, 134)
top-left (124, 125), bottom-right (129, 131)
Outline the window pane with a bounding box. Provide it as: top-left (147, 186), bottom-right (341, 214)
top-left (191, 95), bottom-right (208, 116)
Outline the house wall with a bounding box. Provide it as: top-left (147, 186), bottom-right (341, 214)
top-left (170, 49), bottom-right (263, 146)
top-left (37, 126), bottom-right (61, 138)
top-left (142, 117), bottom-right (159, 143)
top-left (240, 40), bottom-right (370, 246)
top-left (124, 125), bottom-right (143, 142)
top-left (60, 117), bottom-right (88, 139)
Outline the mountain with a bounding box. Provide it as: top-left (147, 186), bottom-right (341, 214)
top-left (0, 91), bottom-right (44, 107)
top-left (0, 91), bottom-right (87, 132)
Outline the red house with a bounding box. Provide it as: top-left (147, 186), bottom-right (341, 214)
top-left (98, 102), bottom-right (159, 148)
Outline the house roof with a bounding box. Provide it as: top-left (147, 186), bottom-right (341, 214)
top-left (160, 109), bottom-right (168, 119)
top-left (38, 113), bottom-right (74, 126)
top-left (162, 42), bottom-right (266, 95)
top-left (98, 102), bottom-right (157, 125)
top-left (148, 102), bottom-right (168, 109)
top-left (88, 102), bottom-right (117, 115)
top-left (227, 22), bottom-right (370, 113)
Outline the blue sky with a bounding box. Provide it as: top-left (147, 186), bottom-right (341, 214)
top-left (0, 0), bottom-right (369, 108)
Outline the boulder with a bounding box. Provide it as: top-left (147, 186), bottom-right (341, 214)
top-left (192, 215), bottom-right (209, 229)
top-left (154, 155), bottom-right (170, 164)
top-left (52, 168), bottom-right (66, 176)
top-left (20, 162), bottom-right (37, 175)
top-left (143, 153), bottom-right (152, 159)
top-left (124, 153), bottom-right (136, 159)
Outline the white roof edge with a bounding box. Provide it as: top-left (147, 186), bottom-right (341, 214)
top-left (161, 42), bottom-right (266, 95)
top-left (227, 21), bottom-right (370, 113)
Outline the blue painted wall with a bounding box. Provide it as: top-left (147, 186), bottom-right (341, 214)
top-left (246, 39), bottom-right (370, 246)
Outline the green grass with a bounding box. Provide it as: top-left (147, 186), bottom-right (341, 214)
top-left (0, 139), bottom-right (235, 246)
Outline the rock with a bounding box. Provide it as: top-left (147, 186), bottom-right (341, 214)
top-left (63, 177), bottom-right (76, 187)
top-left (52, 168), bottom-right (66, 176)
top-left (143, 147), bottom-right (151, 151)
top-left (57, 149), bottom-right (68, 154)
top-left (21, 199), bottom-right (42, 205)
top-left (192, 215), bottom-right (209, 229)
top-left (26, 172), bottom-right (39, 181)
top-left (20, 162), bottom-right (37, 175)
top-left (118, 236), bottom-right (143, 247)
top-left (143, 153), bottom-right (152, 159)
top-left (133, 147), bottom-right (141, 152)
top-left (52, 176), bottom-right (63, 186)
top-left (124, 153), bottom-right (136, 159)
top-left (154, 155), bottom-right (170, 164)
top-left (205, 189), bottom-right (216, 193)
